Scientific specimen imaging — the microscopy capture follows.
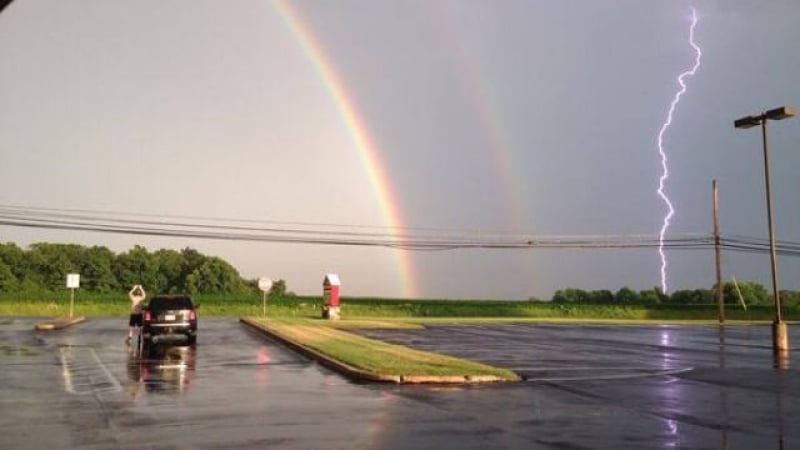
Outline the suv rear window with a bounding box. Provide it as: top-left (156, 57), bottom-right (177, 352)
top-left (148, 296), bottom-right (194, 310)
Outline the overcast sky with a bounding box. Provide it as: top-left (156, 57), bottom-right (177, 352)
top-left (1, 0), bottom-right (799, 299)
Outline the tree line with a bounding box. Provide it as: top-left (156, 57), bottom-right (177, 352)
top-left (550, 283), bottom-right (800, 308)
top-left (3, 241), bottom-right (798, 306)
top-left (0, 242), bottom-right (288, 296)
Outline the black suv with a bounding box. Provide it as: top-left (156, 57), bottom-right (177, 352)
top-left (142, 295), bottom-right (198, 345)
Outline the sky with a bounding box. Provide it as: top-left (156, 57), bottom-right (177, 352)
top-left (1, 0), bottom-right (799, 299)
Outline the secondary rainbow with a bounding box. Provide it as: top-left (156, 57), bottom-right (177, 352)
top-left (426, 4), bottom-right (525, 228)
top-left (272, 0), bottom-right (417, 298)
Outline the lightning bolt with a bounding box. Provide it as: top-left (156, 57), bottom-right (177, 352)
top-left (657, 7), bottom-right (702, 294)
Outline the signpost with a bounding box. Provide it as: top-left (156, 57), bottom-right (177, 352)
top-left (66, 273), bottom-right (80, 318)
top-left (258, 277), bottom-right (273, 317)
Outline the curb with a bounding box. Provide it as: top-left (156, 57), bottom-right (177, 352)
top-left (35, 316), bottom-right (87, 331)
top-left (241, 317), bottom-right (400, 383)
top-left (240, 317), bottom-right (515, 384)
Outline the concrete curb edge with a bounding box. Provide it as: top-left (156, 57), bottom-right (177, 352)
top-left (239, 317), bottom-right (515, 384)
top-left (35, 316), bottom-right (87, 331)
top-left (240, 317), bottom-right (400, 383)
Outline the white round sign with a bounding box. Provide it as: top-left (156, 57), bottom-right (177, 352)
top-left (258, 277), bottom-right (273, 293)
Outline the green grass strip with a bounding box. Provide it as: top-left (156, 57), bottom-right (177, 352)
top-left (316, 318), bottom-right (424, 330)
top-left (245, 317), bottom-right (519, 382)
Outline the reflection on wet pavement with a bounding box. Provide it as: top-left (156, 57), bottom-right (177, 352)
top-left (127, 343), bottom-right (196, 396)
top-left (359, 324), bottom-right (800, 448)
top-left (0, 318), bottom-right (798, 449)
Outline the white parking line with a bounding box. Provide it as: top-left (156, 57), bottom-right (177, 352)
top-left (59, 347), bottom-right (122, 395)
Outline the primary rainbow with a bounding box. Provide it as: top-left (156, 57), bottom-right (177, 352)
top-left (272, 0), bottom-right (417, 298)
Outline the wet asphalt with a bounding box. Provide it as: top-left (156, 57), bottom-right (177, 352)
top-left (0, 317), bottom-right (798, 449)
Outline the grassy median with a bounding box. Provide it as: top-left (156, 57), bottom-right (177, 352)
top-left (243, 317), bottom-right (520, 383)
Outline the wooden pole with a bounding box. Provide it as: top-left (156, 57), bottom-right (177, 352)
top-left (713, 180), bottom-right (725, 323)
top-left (732, 276), bottom-right (747, 311)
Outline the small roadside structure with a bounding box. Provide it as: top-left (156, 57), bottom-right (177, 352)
top-left (321, 274), bottom-right (341, 320)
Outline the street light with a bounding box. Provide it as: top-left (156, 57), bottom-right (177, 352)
top-left (734, 106), bottom-right (795, 356)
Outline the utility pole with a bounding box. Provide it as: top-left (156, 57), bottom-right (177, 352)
top-left (713, 180), bottom-right (724, 323)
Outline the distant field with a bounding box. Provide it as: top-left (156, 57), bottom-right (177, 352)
top-left (0, 293), bottom-right (319, 317)
top-left (0, 292), bottom-right (796, 321)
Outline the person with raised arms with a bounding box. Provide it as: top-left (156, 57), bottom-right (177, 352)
top-left (127, 284), bottom-right (146, 343)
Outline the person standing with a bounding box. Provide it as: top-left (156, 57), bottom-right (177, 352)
top-left (127, 285), bottom-right (146, 343)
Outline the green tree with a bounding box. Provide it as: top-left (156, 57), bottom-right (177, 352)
top-left (668, 289), bottom-right (712, 305)
top-left (639, 289), bottom-right (661, 305)
top-left (669, 290), bottom-right (692, 304)
top-left (722, 281), bottom-right (770, 307)
top-left (185, 257), bottom-right (247, 295)
top-left (27, 243), bottom-right (84, 290)
top-left (780, 290), bottom-right (800, 311)
top-left (179, 247), bottom-right (206, 292)
top-left (81, 246), bottom-right (117, 292)
top-left (153, 249), bottom-right (183, 293)
top-left (0, 242), bottom-right (28, 282)
top-left (269, 279), bottom-right (287, 297)
top-left (0, 242), bottom-right (264, 295)
top-left (552, 288), bottom-right (589, 303)
top-left (113, 245), bottom-right (158, 291)
top-left (0, 260), bottom-right (19, 292)
top-left (588, 289), bottom-right (614, 304)
top-left (615, 287), bottom-right (640, 304)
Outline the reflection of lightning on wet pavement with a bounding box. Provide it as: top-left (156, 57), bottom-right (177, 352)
top-left (518, 366), bottom-right (693, 382)
top-left (657, 7), bottom-right (702, 293)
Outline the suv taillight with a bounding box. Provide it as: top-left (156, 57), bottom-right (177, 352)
top-left (189, 310), bottom-right (196, 321)
top-left (143, 311), bottom-right (151, 322)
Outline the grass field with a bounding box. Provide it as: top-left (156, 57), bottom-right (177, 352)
top-left (0, 292), bottom-right (796, 321)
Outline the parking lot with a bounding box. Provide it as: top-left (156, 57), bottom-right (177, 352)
top-left (1, 318), bottom-right (798, 449)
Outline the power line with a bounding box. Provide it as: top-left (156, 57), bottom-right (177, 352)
top-left (3, 204), bottom-right (800, 256)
